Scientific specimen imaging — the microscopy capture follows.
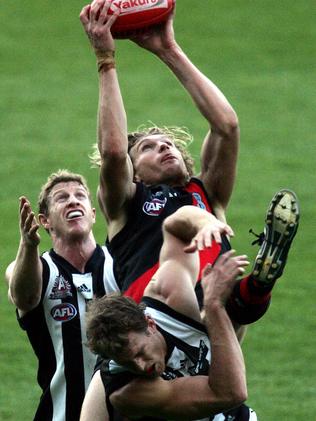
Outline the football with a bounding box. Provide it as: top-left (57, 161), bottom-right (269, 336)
top-left (109, 0), bottom-right (175, 38)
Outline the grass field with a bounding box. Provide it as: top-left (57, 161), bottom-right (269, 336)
top-left (0, 0), bottom-right (315, 419)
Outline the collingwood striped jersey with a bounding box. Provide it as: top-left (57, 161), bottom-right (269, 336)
top-left (104, 297), bottom-right (257, 421)
top-left (18, 245), bottom-right (118, 421)
top-left (143, 298), bottom-right (257, 421)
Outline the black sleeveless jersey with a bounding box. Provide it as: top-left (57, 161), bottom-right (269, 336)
top-left (107, 178), bottom-right (231, 304)
top-left (17, 245), bottom-right (118, 421)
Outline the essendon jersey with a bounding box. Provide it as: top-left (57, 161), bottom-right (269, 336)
top-left (107, 178), bottom-right (231, 304)
top-left (18, 245), bottom-right (118, 421)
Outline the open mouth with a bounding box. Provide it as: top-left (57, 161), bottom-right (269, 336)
top-left (146, 364), bottom-right (155, 375)
top-left (66, 210), bottom-right (84, 220)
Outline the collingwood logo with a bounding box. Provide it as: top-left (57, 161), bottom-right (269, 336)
top-left (49, 275), bottom-right (72, 299)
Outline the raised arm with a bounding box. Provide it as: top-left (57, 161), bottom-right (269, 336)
top-left (129, 8), bottom-right (239, 216)
top-left (5, 197), bottom-right (43, 315)
top-left (201, 253), bottom-right (248, 410)
top-left (111, 252), bottom-right (248, 419)
top-left (80, 1), bottom-right (136, 239)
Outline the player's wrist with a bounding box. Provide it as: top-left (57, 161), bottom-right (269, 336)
top-left (156, 42), bottom-right (182, 62)
top-left (204, 298), bottom-right (226, 316)
top-left (20, 237), bottom-right (40, 249)
top-left (95, 50), bottom-right (116, 72)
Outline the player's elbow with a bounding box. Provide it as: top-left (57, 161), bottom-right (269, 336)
top-left (163, 207), bottom-right (197, 244)
top-left (10, 288), bottom-right (41, 312)
top-left (216, 385), bottom-right (248, 411)
top-left (215, 110), bottom-right (240, 141)
top-left (110, 389), bottom-right (131, 415)
top-left (230, 386), bottom-right (248, 407)
top-left (99, 145), bottom-right (127, 165)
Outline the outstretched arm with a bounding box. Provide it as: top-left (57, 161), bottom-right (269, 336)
top-left (129, 7), bottom-right (239, 216)
top-left (80, 1), bottom-right (135, 239)
top-left (5, 197), bottom-right (43, 315)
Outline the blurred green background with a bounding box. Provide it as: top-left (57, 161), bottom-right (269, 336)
top-left (0, 0), bottom-right (315, 419)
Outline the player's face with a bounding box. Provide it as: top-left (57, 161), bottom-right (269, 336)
top-left (43, 182), bottom-right (96, 240)
top-left (130, 134), bottom-right (189, 186)
top-left (115, 323), bottom-right (166, 377)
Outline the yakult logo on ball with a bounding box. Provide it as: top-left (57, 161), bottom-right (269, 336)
top-left (111, 0), bottom-right (168, 15)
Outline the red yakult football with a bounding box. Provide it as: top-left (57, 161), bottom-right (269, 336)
top-left (109, 0), bottom-right (175, 37)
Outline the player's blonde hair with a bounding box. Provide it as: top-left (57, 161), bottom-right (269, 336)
top-left (90, 124), bottom-right (196, 176)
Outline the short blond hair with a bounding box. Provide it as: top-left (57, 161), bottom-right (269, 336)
top-left (38, 169), bottom-right (91, 216)
top-left (90, 124), bottom-right (196, 177)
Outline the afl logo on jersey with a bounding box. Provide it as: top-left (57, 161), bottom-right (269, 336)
top-left (143, 197), bottom-right (167, 216)
top-left (51, 303), bottom-right (77, 322)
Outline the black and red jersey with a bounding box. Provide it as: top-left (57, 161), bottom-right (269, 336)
top-left (107, 178), bottom-right (231, 305)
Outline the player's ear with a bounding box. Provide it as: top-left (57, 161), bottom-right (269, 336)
top-left (38, 214), bottom-right (50, 230)
top-left (92, 207), bottom-right (96, 223)
top-left (146, 315), bottom-right (157, 331)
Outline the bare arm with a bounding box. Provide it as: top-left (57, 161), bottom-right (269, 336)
top-left (80, 1), bottom-right (135, 239)
top-left (163, 204), bottom-right (234, 249)
top-left (111, 372), bottom-right (244, 420)
top-left (6, 197), bottom-right (43, 314)
top-left (201, 253), bottom-right (248, 408)
top-left (129, 8), bottom-right (239, 215)
top-left (80, 370), bottom-right (109, 421)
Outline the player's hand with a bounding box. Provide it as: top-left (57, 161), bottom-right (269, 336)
top-left (184, 220), bottom-right (234, 253)
top-left (201, 251), bottom-right (249, 307)
top-left (19, 197), bottom-right (41, 247)
top-left (128, 3), bottom-right (177, 54)
top-left (79, 0), bottom-right (120, 54)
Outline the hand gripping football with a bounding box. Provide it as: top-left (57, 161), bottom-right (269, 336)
top-left (109, 0), bottom-right (175, 37)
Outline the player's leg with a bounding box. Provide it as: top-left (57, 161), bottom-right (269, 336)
top-left (144, 204), bottom-right (234, 321)
top-left (144, 222), bottom-right (202, 322)
top-left (227, 189), bottom-right (300, 324)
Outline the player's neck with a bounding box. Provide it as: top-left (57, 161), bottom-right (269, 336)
top-left (144, 174), bottom-right (189, 188)
top-left (53, 233), bottom-right (97, 272)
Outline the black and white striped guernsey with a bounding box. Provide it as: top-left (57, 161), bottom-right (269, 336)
top-left (144, 296), bottom-right (211, 381)
top-left (18, 244), bottom-right (118, 421)
top-left (143, 298), bottom-right (258, 421)
top-left (104, 297), bottom-right (257, 421)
